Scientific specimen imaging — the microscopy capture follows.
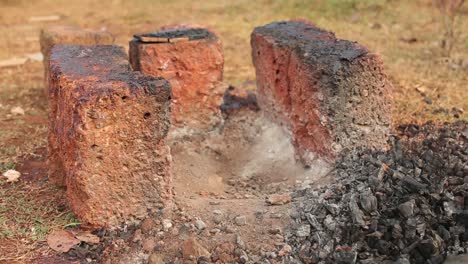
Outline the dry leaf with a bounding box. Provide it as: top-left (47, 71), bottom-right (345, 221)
top-left (47, 230), bottom-right (80, 253)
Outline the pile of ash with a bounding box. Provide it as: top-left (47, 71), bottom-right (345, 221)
top-left (286, 121), bottom-right (467, 264)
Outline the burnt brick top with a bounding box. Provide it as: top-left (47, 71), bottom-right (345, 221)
top-left (252, 21), bottom-right (369, 67)
top-left (133, 28), bottom-right (217, 43)
top-left (49, 45), bottom-right (171, 97)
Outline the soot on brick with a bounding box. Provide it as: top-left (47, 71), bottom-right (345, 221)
top-left (134, 28), bottom-right (216, 42)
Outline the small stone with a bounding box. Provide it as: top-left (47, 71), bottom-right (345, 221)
top-left (323, 215), bottom-right (336, 231)
top-left (3, 169), bottom-right (21, 183)
top-left (266, 193), bottom-right (292, 205)
top-left (209, 201), bottom-right (221, 205)
top-left (224, 226), bottom-right (236, 233)
top-left (235, 234), bottom-right (245, 249)
top-left (213, 214), bottom-right (223, 224)
top-left (278, 244), bottom-right (292, 256)
top-left (10, 106), bottom-right (25, 115)
top-left (268, 227), bottom-right (282, 235)
top-left (209, 228), bottom-right (220, 235)
top-left (212, 210), bottom-right (222, 215)
top-left (234, 215), bottom-right (247, 226)
top-left (162, 219), bottom-right (172, 230)
top-left (270, 213), bottom-right (283, 219)
top-left (141, 218), bottom-right (156, 234)
top-left (398, 200), bottom-right (415, 218)
top-left (239, 255), bottom-right (249, 263)
top-left (195, 219), bottom-right (206, 230)
top-left (423, 97), bottom-right (433, 104)
top-left (132, 229), bottom-right (142, 242)
top-left (265, 251), bottom-right (277, 259)
top-left (148, 253), bottom-right (164, 264)
top-left (142, 237), bottom-right (156, 252)
top-left (333, 250), bottom-right (357, 264)
top-left (394, 257), bottom-right (411, 264)
top-left (360, 191), bottom-right (377, 213)
top-left (181, 238), bottom-right (211, 259)
top-left (296, 224), bottom-right (311, 237)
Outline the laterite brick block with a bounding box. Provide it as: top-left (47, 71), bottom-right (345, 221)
top-left (251, 21), bottom-right (392, 165)
top-left (40, 26), bottom-right (114, 91)
top-left (48, 45), bottom-right (172, 227)
top-left (129, 27), bottom-right (225, 137)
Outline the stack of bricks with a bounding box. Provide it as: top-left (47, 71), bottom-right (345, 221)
top-left (48, 45), bottom-right (172, 227)
top-left (129, 26), bottom-right (225, 138)
top-left (251, 20), bottom-right (392, 166)
top-left (40, 26), bottom-right (114, 92)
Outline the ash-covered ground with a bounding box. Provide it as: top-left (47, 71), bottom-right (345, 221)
top-left (286, 121), bottom-right (468, 264)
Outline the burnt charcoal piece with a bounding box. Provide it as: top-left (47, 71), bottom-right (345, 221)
top-left (220, 86), bottom-right (260, 114)
top-left (251, 20), bottom-right (392, 165)
top-left (48, 45), bottom-right (172, 227)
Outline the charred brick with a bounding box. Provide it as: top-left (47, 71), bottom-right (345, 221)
top-left (251, 20), bottom-right (392, 165)
top-left (47, 45), bottom-right (172, 227)
top-left (129, 26), bottom-right (225, 138)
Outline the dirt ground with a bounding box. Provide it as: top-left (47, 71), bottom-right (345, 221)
top-left (0, 0), bottom-right (467, 263)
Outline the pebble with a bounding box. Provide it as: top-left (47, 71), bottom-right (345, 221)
top-left (224, 226), bottom-right (236, 234)
top-left (148, 253), bottom-right (164, 264)
top-left (132, 229), bottom-right (142, 242)
top-left (10, 106), bottom-right (25, 115)
top-left (268, 227), bottom-right (282, 235)
top-left (278, 244), bottom-right (292, 256)
top-left (195, 219), bottom-right (206, 230)
top-left (239, 255), bottom-right (249, 263)
top-left (213, 214), bottom-right (223, 224)
top-left (398, 200), bottom-right (415, 218)
top-left (142, 237), bottom-right (156, 252)
top-left (265, 252), bottom-right (277, 259)
top-left (2, 169), bottom-right (21, 182)
top-left (209, 228), bottom-right (220, 235)
top-left (234, 215), bottom-right (247, 226)
top-left (235, 234), bottom-right (245, 249)
top-left (181, 238), bottom-right (211, 259)
top-left (270, 213), bottom-right (283, 219)
top-left (266, 193), bottom-right (292, 205)
top-left (296, 224), bottom-right (310, 237)
top-left (141, 218), bottom-right (156, 234)
top-left (162, 219), bottom-right (172, 230)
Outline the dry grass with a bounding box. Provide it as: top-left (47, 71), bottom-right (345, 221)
top-left (0, 0), bottom-right (466, 262)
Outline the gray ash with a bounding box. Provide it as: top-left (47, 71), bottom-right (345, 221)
top-left (286, 121), bottom-right (468, 264)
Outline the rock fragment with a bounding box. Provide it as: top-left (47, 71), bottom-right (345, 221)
top-left (181, 238), bottom-right (211, 259)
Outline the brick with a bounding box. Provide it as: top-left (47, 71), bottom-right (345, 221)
top-left (48, 45), bottom-right (172, 227)
top-left (40, 26), bottom-right (114, 92)
top-left (129, 26), bottom-right (225, 137)
top-left (251, 21), bottom-right (392, 165)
